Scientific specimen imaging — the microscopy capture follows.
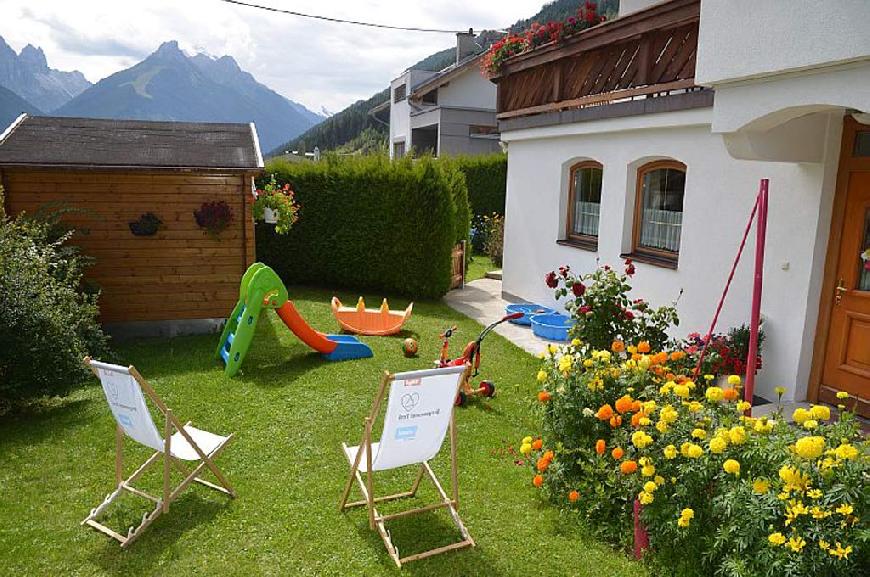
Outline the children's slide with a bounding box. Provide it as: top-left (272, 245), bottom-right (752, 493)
top-left (216, 263), bottom-right (372, 377)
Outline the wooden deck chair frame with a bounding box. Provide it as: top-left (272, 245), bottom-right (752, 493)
top-left (82, 357), bottom-right (236, 548)
top-left (338, 367), bottom-right (475, 568)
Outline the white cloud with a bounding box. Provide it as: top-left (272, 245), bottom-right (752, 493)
top-left (0, 0), bottom-right (541, 112)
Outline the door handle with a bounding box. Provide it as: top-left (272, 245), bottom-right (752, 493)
top-left (835, 279), bottom-right (847, 305)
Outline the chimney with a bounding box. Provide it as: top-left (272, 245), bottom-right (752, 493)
top-left (456, 29), bottom-right (476, 64)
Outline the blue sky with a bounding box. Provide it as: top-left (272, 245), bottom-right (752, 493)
top-left (0, 0), bottom-right (541, 112)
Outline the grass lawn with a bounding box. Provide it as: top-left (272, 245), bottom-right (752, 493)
top-left (0, 286), bottom-right (643, 576)
top-left (466, 255), bottom-right (499, 282)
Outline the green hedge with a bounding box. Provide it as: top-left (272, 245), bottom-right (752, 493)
top-left (256, 155), bottom-right (470, 299)
top-left (447, 153), bottom-right (507, 218)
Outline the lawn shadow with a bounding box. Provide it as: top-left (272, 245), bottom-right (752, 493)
top-left (0, 397), bottom-right (93, 452)
top-left (90, 491), bottom-right (227, 575)
top-left (344, 506), bottom-right (508, 577)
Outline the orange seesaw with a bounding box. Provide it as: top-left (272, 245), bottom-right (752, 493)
top-left (331, 296), bottom-right (413, 336)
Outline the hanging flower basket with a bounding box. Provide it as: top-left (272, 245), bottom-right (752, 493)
top-left (194, 200), bottom-right (233, 237)
top-left (128, 212), bottom-right (162, 236)
top-left (253, 174), bottom-right (300, 235)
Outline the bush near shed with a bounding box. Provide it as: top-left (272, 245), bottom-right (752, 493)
top-left (256, 155), bottom-right (470, 299)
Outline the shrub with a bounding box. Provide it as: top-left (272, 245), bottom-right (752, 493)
top-left (481, 213), bottom-right (504, 266)
top-left (523, 337), bottom-right (868, 576)
top-left (447, 154), bottom-right (507, 220)
top-left (0, 191), bottom-right (110, 404)
top-left (545, 261), bottom-right (680, 351)
top-left (256, 154), bottom-right (469, 298)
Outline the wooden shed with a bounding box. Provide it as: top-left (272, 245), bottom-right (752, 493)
top-left (0, 114), bottom-right (263, 333)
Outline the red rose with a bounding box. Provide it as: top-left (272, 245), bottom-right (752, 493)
top-left (624, 310), bottom-right (635, 320)
top-left (571, 282), bottom-right (586, 297)
top-left (579, 305), bottom-right (592, 314)
top-left (545, 271), bottom-right (559, 288)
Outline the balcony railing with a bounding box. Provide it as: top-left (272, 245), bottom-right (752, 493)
top-left (492, 0), bottom-right (701, 120)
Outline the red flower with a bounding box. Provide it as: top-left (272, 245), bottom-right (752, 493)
top-left (625, 258), bottom-right (636, 277)
top-left (545, 271), bottom-right (559, 288)
top-left (579, 305), bottom-right (592, 314)
top-left (571, 282), bottom-right (586, 297)
top-left (624, 309), bottom-right (635, 320)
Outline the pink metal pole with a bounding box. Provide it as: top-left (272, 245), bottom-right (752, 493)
top-left (633, 499), bottom-right (649, 559)
top-left (743, 179), bottom-right (769, 415)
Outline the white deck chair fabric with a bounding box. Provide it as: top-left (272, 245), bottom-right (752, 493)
top-left (90, 360), bottom-right (228, 461)
top-left (91, 360), bottom-right (164, 452)
top-left (343, 365), bottom-right (466, 472)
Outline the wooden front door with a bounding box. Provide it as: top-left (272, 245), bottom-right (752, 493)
top-left (819, 118), bottom-right (870, 415)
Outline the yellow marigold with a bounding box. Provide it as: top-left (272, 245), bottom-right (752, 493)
top-left (536, 370), bottom-right (548, 382)
top-left (727, 374), bottom-right (742, 386)
top-left (794, 436), bottom-right (825, 460)
top-left (807, 489), bottom-right (822, 499)
top-left (558, 354), bottom-right (574, 373)
top-left (691, 428), bottom-right (707, 440)
top-left (786, 536), bottom-right (806, 553)
top-left (643, 481), bottom-right (658, 493)
top-left (829, 542), bottom-right (852, 559)
top-left (522, 435), bottom-right (533, 445)
top-left (705, 386), bottom-right (724, 402)
top-left (680, 508), bottom-right (694, 519)
top-left (641, 464), bottom-right (656, 477)
top-left (571, 338), bottom-right (582, 347)
top-left (631, 430), bottom-right (654, 449)
top-left (655, 420), bottom-right (669, 433)
top-left (792, 407), bottom-right (811, 424)
top-left (687, 401), bottom-right (703, 413)
top-left (583, 358), bottom-right (594, 368)
top-left (754, 418), bottom-right (774, 434)
top-left (654, 475), bottom-right (665, 486)
top-left (663, 445), bottom-right (677, 459)
top-left (834, 443), bottom-right (859, 460)
top-left (836, 391), bottom-right (849, 399)
top-left (775, 386), bottom-right (786, 396)
top-left (818, 539), bottom-right (830, 551)
top-left (768, 532), bottom-right (786, 546)
top-left (836, 503), bottom-right (853, 516)
top-left (660, 405), bottom-right (678, 424)
top-left (520, 443), bottom-right (532, 455)
top-left (736, 401), bottom-right (751, 412)
top-left (779, 465), bottom-right (810, 492)
top-left (728, 426), bottom-right (747, 445)
top-left (810, 404), bottom-right (830, 421)
top-left (673, 383), bottom-right (690, 398)
top-left (723, 459), bottom-right (740, 476)
top-left (803, 419), bottom-right (819, 430)
top-left (709, 436), bottom-right (728, 454)
top-left (638, 491), bottom-right (654, 505)
top-left (752, 478), bottom-right (770, 494)
top-left (548, 344), bottom-right (559, 354)
top-left (810, 506), bottom-right (829, 519)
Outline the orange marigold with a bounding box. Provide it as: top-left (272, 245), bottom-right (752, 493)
top-left (595, 439), bottom-right (606, 455)
top-left (723, 388), bottom-right (739, 401)
top-left (596, 404), bottom-right (614, 421)
top-left (620, 460), bottom-right (638, 474)
top-left (542, 450), bottom-right (554, 462)
top-left (568, 490), bottom-right (580, 503)
top-left (637, 341), bottom-right (651, 353)
top-left (631, 412), bottom-right (645, 427)
top-left (670, 351), bottom-right (686, 361)
top-left (533, 474), bottom-right (544, 488)
top-left (536, 457), bottom-right (550, 472)
top-left (615, 395), bottom-right (634, 414)
top-left (611, 447), bottom-right (625, 460)
top-left (609, 414), bottom-right (623, 428)
top-left (653, 352), bottom-right (668, 365)
top-left (538, 390), bottom-right (551, 403)
top-left (611, 340), bottom-right (625, 352)
top-left (532, 438), bottom-right (543, 451)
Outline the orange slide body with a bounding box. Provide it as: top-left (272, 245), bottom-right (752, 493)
top-left (274, 301), bottom-right (337, 354)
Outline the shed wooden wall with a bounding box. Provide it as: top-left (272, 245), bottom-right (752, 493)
top-left (1, 169), bottom-right (256, 323)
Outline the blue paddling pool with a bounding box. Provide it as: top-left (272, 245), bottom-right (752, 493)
top-left (505, 303), bottom-right (554, 326)
top-left (530, 313), bottom-right (574, 341)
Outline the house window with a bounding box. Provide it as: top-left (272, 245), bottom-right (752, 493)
top-left (469, 125), bottom-right (498, 136)
top-left (393, 141), bottom-right (406, 159)
top-left (393, 84), bottom-right (406, 103)
top-left (633, 160), bottom-right (686, 265)
top-left (565, 161), bottom-right (603, 246)
top-left (421, 89), bottom-right (437, 105)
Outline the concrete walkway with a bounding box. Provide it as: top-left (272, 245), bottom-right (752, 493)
top-left (444, 278), bottom-right (558, 356)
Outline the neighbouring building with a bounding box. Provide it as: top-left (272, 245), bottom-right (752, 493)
top-left (375, 31), bottom-right (501, 159)
top-left (494, 0), bottom-right (870, 412)
top-left (0, 114), bottom-right (263, 336)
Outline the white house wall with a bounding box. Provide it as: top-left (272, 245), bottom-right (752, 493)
top-left (438, 67), bottom-right (498, 111)
top-left (501, 109), bottom-right (843, 402)
top-left (696, 0), bottom-right (870, 86)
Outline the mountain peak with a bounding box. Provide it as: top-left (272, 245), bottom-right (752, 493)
top-left (19, 44), bottom-right (47, 69)
top-left (153, 40), bottom-right (187, 61)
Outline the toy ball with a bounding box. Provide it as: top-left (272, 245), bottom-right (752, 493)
top-left (402, 338), bottom-right (419, 357)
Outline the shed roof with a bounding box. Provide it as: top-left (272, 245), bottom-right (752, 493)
top-left (0, 115), bottom-right (264, 171)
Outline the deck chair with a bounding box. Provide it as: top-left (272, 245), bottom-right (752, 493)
top-left (339, 365), bottom-right (474, 568)
top-left (82, 357), bottom-right (236, 548)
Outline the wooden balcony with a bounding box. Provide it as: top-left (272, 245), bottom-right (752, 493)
top-left (492, 0), bottom-right (701, 120)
